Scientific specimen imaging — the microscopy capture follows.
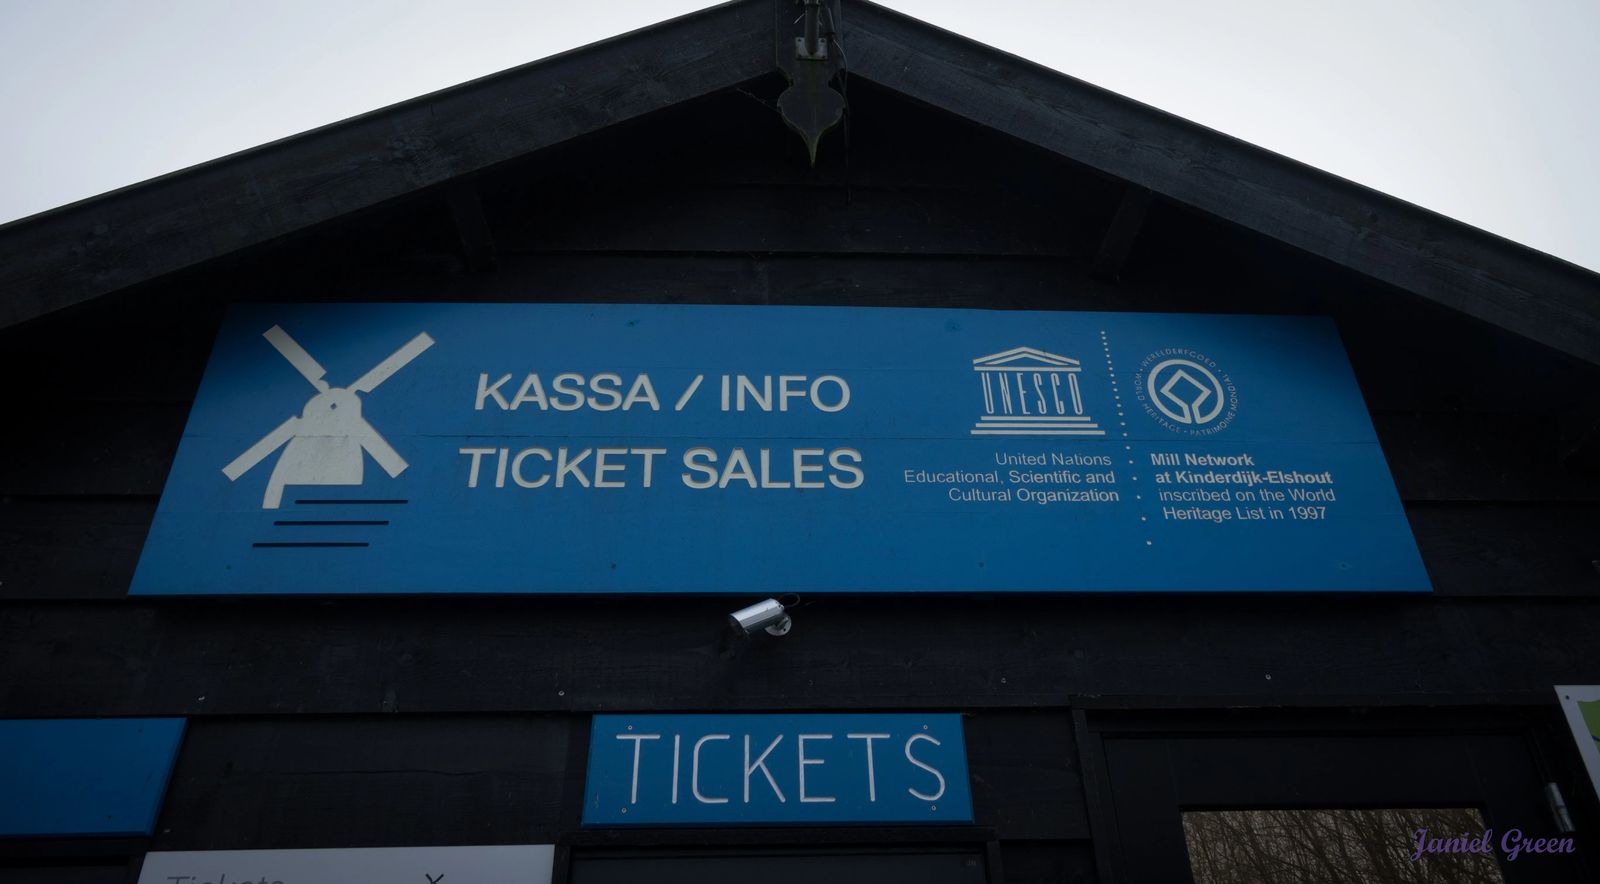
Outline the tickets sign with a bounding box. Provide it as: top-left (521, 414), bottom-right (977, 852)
top-left (583, 713), bottom-right (972, 826)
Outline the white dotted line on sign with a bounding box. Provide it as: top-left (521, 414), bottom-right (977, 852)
top-left (1100, 330), bottom-right (1127, 437)
top-left (1102, 330), bottom-right (1147, 548)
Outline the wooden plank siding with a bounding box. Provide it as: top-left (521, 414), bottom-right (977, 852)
top-left (1, 595), bottom-right (1598, 718)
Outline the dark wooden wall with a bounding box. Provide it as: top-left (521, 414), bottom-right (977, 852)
top-left (2, 76), bottom-right (1598, 883)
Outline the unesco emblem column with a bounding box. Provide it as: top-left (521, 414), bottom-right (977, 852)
top-left (970, 346), bottom-right (1104, 437)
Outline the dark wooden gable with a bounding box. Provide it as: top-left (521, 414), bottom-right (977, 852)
top-left (2, 0), bottom-right (1598, 364)
top-left (2, 54), bottom-right (1595, 602)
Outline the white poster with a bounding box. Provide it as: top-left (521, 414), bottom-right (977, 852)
top-left (1556, 685), bottom-right (1600, 800)
top-left (137, 845), bottom-right (554, 884)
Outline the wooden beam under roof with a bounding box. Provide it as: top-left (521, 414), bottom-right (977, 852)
top-left (1092, 185), bottom-right (1154, 282)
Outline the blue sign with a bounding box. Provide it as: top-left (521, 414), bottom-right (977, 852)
top-left (0, 718), bottom-right (185, 836)
top-left (582, 714), bottom-right (972, 826)
top-left (130, 303), bottom-right (1429, 594)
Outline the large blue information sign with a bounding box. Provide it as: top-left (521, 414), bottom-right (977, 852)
top-left (130, 303), bottom-right (1429, 595)
top-left (583, 714), bottom-right (973, 826)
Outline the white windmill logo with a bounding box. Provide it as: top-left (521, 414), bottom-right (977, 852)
top-left (222, 325), bottom-right (436, 509)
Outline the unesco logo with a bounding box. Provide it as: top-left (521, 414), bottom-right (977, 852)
top-left (1134, 349), bottom-right (1238, 436)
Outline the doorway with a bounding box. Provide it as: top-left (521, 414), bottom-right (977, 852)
top-left (568, 845), bottom-right (986, 884)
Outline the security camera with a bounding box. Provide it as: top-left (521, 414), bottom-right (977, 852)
top-left (729, 598), bottom-right (792, 637)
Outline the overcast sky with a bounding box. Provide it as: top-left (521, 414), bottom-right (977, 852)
top-left (2, 0), bottom-right (1596, 272)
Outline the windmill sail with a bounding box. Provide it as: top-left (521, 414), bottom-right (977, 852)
top-left (352, 332), bottom-right (435, 393)
top-left (222, 416), bottom-right (300, 481)
top-left (263, 325), bottom-right (330, 391)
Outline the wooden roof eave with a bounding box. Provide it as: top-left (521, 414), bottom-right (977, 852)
top-left (842, 1), bottom-right (1600, 366)
top-left (0, 0), bottom-right (771, 331)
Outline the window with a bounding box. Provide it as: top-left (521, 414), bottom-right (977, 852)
top-left (1183, 807), bottom-right (1504, 884)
